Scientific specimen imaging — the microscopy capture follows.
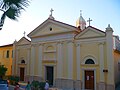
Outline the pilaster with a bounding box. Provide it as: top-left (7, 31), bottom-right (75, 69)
top-left (99, 42), bottom-right (105, 82)
top-left (105, 24), bottom-right (114, 84)
top-left (27, 48), bottom-right (30, 75)
top-left (57, 42), bottom-right (63, 78)
top-left (16, 49), bottom-right (19, 75)
top-left (30, 44), bottom-right (35, 76)
top-left (38, 44), bottom-right (43, 77)
top-left (75, 42), bottom-right (81, 80)
top-left (67, 41), bottom-right (74, 79)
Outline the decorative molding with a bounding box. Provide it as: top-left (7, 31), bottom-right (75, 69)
top-left (56, 41), bottom-right (64, 45)
top-left (81, 55), bottom-right (98, 65)
top-left (42, 60), bottom-right (57, 63)
top-left (76, 37), bottom-right (106, 44)
top-left (98, 42), bottom-right (105, 45)
top-left (66, 40), bottom-right (74, 44)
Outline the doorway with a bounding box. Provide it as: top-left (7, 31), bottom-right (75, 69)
top-left (46, 66), bottom-right (54, 85)
top-left (20, 68), bottom-right (25, 81)
top-left (85, 70), bottom-right (94, 90)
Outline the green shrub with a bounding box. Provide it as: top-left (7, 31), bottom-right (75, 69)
top-left (31, 80), bottom-right (40, 90)
top-left (8, 75), bottom-right (20, 85)
top-left (39, 82), bottom-right (46, 90)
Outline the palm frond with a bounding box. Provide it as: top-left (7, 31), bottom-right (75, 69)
top-left (0, 12), bottom-right (6, 25)
top-left (2, 0), bottom-right (29, 10)
top-left (5, 7), bottom-right (20, 20)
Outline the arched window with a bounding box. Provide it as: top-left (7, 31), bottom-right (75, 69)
top-left (85, 59), bottom-right (95, 64)
top-left (21, 60), bottom-right (25, 64)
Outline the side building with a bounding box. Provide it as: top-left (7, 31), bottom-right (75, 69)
top-left (12, 13), bottom-right (120, 90)
top-left (0, 44), bottom-right (13, 76)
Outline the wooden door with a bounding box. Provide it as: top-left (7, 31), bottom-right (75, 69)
top-left (20, 68), bottom-right (24, 81)
top-left (85, 70), bottom-right (94, 90)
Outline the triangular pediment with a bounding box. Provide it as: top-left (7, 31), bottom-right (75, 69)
top-left (17, 37), bottom-right (30, 45)
top-left (28, 18), bottom-right (77, 38)
top-left (75, 26), bottom-right (105, 39)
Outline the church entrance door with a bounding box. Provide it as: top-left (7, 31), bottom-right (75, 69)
top-left (46, 66), bottom-right (54, 85)
top-left (85, 70), bottom-right (94, 90)
top-left (20, 67), bottom-right (25, 81)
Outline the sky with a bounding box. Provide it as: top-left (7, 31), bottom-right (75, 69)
top-left (0, 0), bottom-right (120, 45)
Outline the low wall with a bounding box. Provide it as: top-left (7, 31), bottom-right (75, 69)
top-left (54, 78), bottom-right (82, 90)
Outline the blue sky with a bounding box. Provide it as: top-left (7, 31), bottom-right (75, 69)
top-left (0, 0), bottom-right (120, 45)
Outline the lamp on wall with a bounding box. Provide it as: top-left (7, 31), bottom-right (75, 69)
top-left (103, 69), bottom-right (108, 72)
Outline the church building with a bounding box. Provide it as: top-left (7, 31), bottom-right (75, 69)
top-left (12, 10), bottom-right (120, 90)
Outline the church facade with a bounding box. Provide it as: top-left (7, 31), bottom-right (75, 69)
top-left (12, 12), bottom-right (120, 90)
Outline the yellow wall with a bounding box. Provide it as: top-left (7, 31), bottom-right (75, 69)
top-left (114, 50), bottom-right (120, 84)
top-left (0, 44), bottom-right (13, 76)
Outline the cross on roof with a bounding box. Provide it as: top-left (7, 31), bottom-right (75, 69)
top-left (50, 8), bottom-right (54, 16)
top-left (23, 31), bottom-right (26, 37)
top-left (87, 18), bottom-right (92, 26)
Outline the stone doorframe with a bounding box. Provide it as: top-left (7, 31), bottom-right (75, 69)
top-left (82, 68), bottom-right (96, 90)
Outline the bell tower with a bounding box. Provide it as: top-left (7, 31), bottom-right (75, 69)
top-left (76, 10), bottom-right (86, 30)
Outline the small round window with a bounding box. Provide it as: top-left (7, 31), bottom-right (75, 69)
top-left (85, 59), bottom-right (95, 64)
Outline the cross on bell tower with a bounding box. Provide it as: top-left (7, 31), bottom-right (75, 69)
top-left (80, 10), bottom-right (82, 16)
top-left (87, 18), bottom-right (92, 26)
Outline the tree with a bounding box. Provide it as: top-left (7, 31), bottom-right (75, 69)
top-left (0, 0), bottom-right (30, 30)
top-left (0, 65), bottom-right (7, 79)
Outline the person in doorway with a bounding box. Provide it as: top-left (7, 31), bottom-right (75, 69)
top-left (25, 81), bottom-right (31, 90)
top-left (44, 80), bottom-right (49, 90)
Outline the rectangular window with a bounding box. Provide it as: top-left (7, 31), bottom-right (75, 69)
top-left (6, 50), bottom-right (9, 58)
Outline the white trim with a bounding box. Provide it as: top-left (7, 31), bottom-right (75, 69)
top-left (82, 68), bottom-right (96, 90)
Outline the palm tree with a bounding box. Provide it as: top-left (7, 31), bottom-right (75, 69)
top-left (0, 0), bottom-right (30, 30)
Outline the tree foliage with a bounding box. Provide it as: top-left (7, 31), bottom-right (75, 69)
top-left (0, 65), bottom-right (7, 78)
top-left (0, 0), bottom-right (30, 30)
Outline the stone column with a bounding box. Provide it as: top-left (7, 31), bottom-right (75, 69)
top-left (38, 44), bottom-right (43, 77)
top-left (57, 42), bottom-right (63, 78)
top-left (67, 41), bottom-right (74, 79)
top-left (76, 42), bottom-right (81, 80)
